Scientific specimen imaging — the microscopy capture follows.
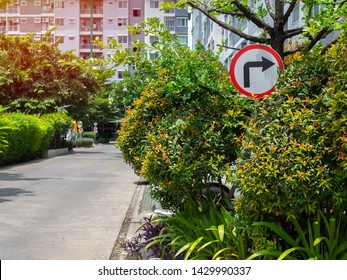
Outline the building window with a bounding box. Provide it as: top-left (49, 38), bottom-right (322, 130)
top-left (55, 18), bottom-right (64, 26)
top-left (20, 18), bottom-right (27, 23)
top-left (107, 1), bottom-right (114, 5)
top-left (117, 71), bottom-right (124, 79)
top-left (35, 1), bottom-right (41, 5)
top-left (177, 17), bottom-right (188, 27)
top-left (20, 1), bottom-right (27, 6)
top-left (133, 9), bottom-right (141, 17)
top-left (149, 53), bottom-right (159, 60)
top-left (150, 1), bottom-right (159, 8)
top-left (69, 1), bottom-right (75, 5)
top-left (117, 18), bottom-right (127, 26)
top-left (165, 18), bottom-right (175, 31)
top-left (149, 35), bottom-right (158, 44)
top-left (311, 4), bottom-right (320, 16)
top-left (56, 1), bottom-right (64, 8)
top-left (68, 18), bottom-right (75, 24)
top-left (117, 35), bottom-right (128, 44)
top-left (107, 19), bottom-right (114, 24)
top-left (177, 35), bottom-right (188, 46)
top-left (118, 1), bottom-right (127, 8)
top-left (68, 36), bottom-right (75, 41)
top-left (34, 18), bottom-right (41, 23)
top-left (292, 4), bottom-right (300, 25)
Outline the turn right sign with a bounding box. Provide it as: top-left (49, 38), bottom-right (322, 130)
top-left (230, 44), bottom-right (284, 98)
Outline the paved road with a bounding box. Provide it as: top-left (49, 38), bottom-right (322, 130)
top-left (0, 144), bottom-right (139, 260)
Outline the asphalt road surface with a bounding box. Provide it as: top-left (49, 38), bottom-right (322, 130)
top-left (0, 144), bottom-right (139, 260)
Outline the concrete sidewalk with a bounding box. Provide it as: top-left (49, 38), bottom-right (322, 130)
top-left (111, 180), bottom-right (156, 260)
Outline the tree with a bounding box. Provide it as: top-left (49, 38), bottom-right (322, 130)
top-left (0, 32), bottom-right (106, 115)
top-left (109, 70), bottom-right (151, 121)
top-left (0, 0), bottom-right (12, 9)
top-left (163, 0), bottom-right (347, 58)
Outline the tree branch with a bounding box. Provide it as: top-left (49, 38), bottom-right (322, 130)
top-left (187, 1), bottom-right (270, 44)
top-left (216, 44), bottom-right (241, 51)
top-left (207, 8), bottom-right (244, 17)
top-left (305, 27), bottom-right (330, 52)
top-left (320, 31), bottom-right (346, 55)
top-left (231, 0), bottom-right (274, 36)
top-left (283, 0), bottom-right (299, 25)
top-left (283, 27), bottom-right (304, 39)
top-left (264, 0), bottom-right (276, 20)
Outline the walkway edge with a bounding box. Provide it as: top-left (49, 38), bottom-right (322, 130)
top-left (109, 181), bottom-right (144, 260)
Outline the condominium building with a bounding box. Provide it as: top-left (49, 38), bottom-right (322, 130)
top-left (0, 0), bottom-right (189, 79)
top-left (190, 2), bottom-right (338, 69)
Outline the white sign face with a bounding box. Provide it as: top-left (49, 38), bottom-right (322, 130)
top-left (230, 44), bottom-right (284, 98)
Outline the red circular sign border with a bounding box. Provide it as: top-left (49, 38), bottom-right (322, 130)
top-left (230, 44), bottom-right (284, 98)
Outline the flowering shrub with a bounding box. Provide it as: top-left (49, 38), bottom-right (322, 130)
top-left (117, 43), bottom-right (247, 211)
top-left (235, 35), bottom-right (347, 227)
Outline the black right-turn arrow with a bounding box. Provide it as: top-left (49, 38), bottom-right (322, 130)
top-left (243, 56), bottom-right (275, 88)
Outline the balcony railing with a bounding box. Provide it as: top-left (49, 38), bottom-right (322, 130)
top-left (7, 26), bottom-right (19, 31)
top-left (80, 44), bottom-right (101, 49)
top-left (80, 8), bottom-right (103, 14)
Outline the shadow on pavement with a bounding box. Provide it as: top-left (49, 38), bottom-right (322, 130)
top-left (0, 187), bottom-right (35, 203)
top-left (0, 172), bottom-right (49, 181)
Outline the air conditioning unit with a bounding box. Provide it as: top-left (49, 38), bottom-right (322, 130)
top-left (34, 18), bottom-right (41, 24)
top-left (42, 18), bottom-right (49, 23)
top-left (12, 18), bottom-right (20, 23)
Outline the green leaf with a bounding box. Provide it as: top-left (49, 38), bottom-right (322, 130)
top-left (184, 237), bottom-right (204, 260)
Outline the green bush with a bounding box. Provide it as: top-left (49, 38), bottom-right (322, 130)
top-left (234, 35), bottom-right (347, 241)
top-left (0, 112), bottom-right (72, 165)
top-left (117, 44), bottom-right (247, 211)
top-left (0, 107), bottom-right (10, 154)
top-left (0, 112), bottom-right (50, 164)
top-left (83, 131), bottom-right (96, 141)
top-left (42, 113), bottom-right (72, 149)
top-left (74, 138), bottom-right (94, 148)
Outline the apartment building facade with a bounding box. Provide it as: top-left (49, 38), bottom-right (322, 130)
top-left (0, 0), bottom-right (189, 80)
top-left (190, 2), bottom-right (337, 69)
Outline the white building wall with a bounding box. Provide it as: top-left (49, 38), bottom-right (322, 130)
top-left (190, 1), bottom-right (306, 68)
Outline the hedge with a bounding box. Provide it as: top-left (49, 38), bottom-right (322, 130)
top-left (0, 112), bottom-right (72, 165)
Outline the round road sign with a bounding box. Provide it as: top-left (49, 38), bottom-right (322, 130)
top-left (230, 44), bottom-right (284, 98)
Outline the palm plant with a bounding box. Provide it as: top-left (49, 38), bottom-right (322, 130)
top-left (145, 199), bottom-right (250, 260)
top-left (249, 210), bottom-right (347, 260)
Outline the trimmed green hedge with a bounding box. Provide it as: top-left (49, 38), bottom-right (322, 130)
top-left (74, 138), bottom-right (94, 148)
top-left (0, 112), bottom-right (71, 165)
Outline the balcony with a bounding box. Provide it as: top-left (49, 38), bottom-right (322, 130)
top-left (80, 8), bottom-right (103, 17)
top-left (42, 7), bottom-right (54, 14)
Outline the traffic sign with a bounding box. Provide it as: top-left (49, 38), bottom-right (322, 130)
top-left (230, 44), bottom-right (284, 98)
